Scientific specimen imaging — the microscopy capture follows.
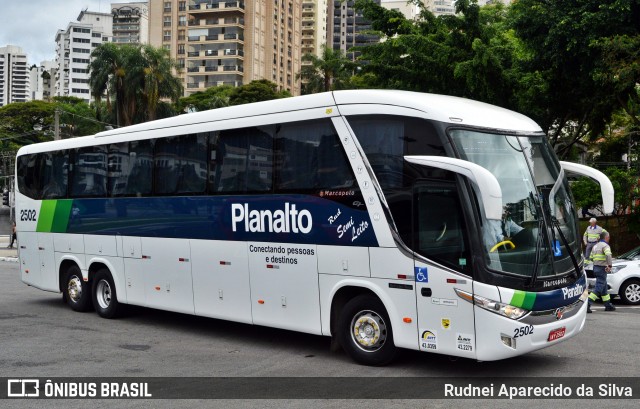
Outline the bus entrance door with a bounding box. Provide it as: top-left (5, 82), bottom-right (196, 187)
top-left (413, 181), bottom-right (477, 358)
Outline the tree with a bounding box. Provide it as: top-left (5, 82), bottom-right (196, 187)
top-left (596, 34), bottom-right (640, 131)
top-left (351, 0), bottom-right (519, 107)
top-left (571, 168), bottom-right (639, 219)
top-left (0, 101), bottom-right (55, 150)
top-left (227, 80), bottom-right (291, 106)
top-left (508, 0), bottom-right (640, 158)
top-left (298, 46), bottom-right (355, 94)
top-left (140, 45), bottom-right (183, 121)
top-left (0, 99), bottom-right (106, 152)
top-left (177, 85), bottom-right (234, 113)
top-left (52, 96), bottom-right (105, 137)
top-left (89, 43), bottom-right (182, 126)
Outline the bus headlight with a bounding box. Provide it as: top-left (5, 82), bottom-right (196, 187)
top-left (455, 289), bottom-right (529, 320)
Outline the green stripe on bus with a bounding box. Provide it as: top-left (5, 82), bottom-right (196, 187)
top-left (51, 200), bottom-right (72, 232)
top-left (36, 200), bottom-right (58, 232)
top-left (522, 291), bottom-right (537, 310)
top-left (510, 290), bottom-right (526, 308)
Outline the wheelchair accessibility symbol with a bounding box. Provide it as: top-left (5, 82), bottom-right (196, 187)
top-left (415, 267), bottom-right (428, 283)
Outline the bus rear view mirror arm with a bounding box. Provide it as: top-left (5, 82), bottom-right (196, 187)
top-left (404, 156), bottom-right (503, 220)
top-left (559, 161), bottom-right (615, 215)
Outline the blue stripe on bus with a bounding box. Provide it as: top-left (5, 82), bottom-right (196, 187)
top-left (61, 194), bottom-right (378, 247)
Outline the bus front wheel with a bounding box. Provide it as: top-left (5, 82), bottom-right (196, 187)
top-left (92, 269), bottom-right (123, 319)
top-left (64, 265), bottom-right (92, 312)
top-left (338, 295), bottom-right (396, 366)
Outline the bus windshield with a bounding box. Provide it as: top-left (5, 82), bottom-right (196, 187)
top-left (450, 130), bottom-right (579, 278)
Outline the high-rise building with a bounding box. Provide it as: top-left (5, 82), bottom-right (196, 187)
top-left (0, 45), bottom-right (31, 107)
top-left (418, 0), bottom-right (510, 17)
top-left (301, 0), bottom-right (328, 61)
top-left (327, 0), bottom-right (380, 61)
top-left (54, 9), bottom-right (113, 102)
top-left (380, 1), bottom-right (420, 19)
top-left (149, 0), bottom-right (302, 96)
top-left (29, 60), bottom-right (56, 102)
top-left (111, 1), bottom-right (150, 44)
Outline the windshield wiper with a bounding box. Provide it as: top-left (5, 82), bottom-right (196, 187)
top-left (550, 217), bottom-right (581, 279)
top-left (526, 217), bottom-right (544, 288)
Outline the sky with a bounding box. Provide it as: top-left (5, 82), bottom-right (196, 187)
top-left (0, 0), bottom-right (132, 65)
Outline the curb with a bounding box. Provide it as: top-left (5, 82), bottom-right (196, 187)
top-left (0, 256), bottom-right (18, 263)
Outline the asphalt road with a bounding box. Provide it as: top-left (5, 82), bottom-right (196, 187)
top-left (0, 261), bottom-right (638, 408)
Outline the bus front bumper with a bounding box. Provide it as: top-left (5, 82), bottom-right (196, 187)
top-left (474, 299), bottom-right (588, 361)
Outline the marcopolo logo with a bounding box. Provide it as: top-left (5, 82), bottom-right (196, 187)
top-left (231, 203), bottom-right (313, 234)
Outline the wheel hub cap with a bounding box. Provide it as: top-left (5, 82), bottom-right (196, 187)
top-left (626, 283), bottom-right (640, 303)
top-left (68, 276), bottom-right (82, 302)
top-left (351, 310), bottom-right (387, 352)
top-left (96, 279), bottom-right (112, 309)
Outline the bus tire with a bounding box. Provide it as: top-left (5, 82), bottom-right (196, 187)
top-left (64, 265), bottom-right (92, 312)
top-left (337, 294), bottom-right (396, 366)
top-left (92, 269), bottom-right (123, 319)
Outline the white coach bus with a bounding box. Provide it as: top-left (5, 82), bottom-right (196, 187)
top-left (15, 90), bottom-right (614, 365)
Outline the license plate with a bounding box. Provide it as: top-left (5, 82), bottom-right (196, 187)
top-left (548, 327), bottom-right (566, 342)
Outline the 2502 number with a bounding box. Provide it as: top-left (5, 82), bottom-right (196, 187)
top-left (20, 209), bottom-right (37, 222)
top-left (513, 324), bottom-right (534, 338)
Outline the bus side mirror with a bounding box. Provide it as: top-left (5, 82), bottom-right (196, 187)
top-left (560, 161), bottom-right (615, 215)
top-left (404, 156), bottom-right (503, 220)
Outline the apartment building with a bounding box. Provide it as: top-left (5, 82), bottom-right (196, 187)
top-left (0, 45), bottom-right (30, 107)
top-left (327, 0), bottom-right (380, 61)
top-left (301, 0), bottom-right (327, 62)
top-left (54, 9), bottom-right (113, 102)
top-left (419, 0), bottom-right (509, 17)
top-left (29, 60), bottom-right (56, 102)
top-left (150, 0), bottom-right (302, 96)
top-left (380, 1), bottom-right (420, 19)
top-left (111, 1), bottom-right (150, 44)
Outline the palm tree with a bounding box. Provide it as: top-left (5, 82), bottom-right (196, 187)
top-left (298, 46), bottom-right (355, 94)
top-left (89, 43), bottom-right (182, 126)
top-left (140, 45), bottom-right (183, 121)
top-left (89, 43), bottom-right (131, 126)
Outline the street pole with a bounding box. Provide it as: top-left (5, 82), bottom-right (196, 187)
top-left (54, 108), bottom-right (60, 140)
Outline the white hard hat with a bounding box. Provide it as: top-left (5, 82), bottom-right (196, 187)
top-left (589, 218), bottom-right (597, 222)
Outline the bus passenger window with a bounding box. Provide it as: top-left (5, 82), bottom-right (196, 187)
top-left (276, 119), bottom-right (355, 191)
top-left (41, 151), bottom-right (68, 199)
top-left (127, 140), bottom-right (153, 196)
top-left (154, 136), bottom-right (180, 195)
top-left (176, 134), bottom-right (207, 194)
top-left (70, 146), bottom-right (107, 197)
top-left (215, 126), bottom-right (274, 193)
top-left (16, 154), bottom-right (43, 199)
top-left (108, 143), bottom-right (129, 196)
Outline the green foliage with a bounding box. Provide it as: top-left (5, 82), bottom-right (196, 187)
top-left (177, 85), bottom-right (234, 113)
top-left (0, 98), bottom-right (104, 151)
top-left (352, 0), bottom-right (518, 108)
top-left (298, 46), bottom-right (355, 94)
top-left (0, 101), bottom-right (55, 150)
top-left (52, 96), bottom-right (104, 137)
top-left (571, 168), bottom-right (639, 217)
top-left (227, 80), bottom-right (291, 106)
top-left (351, 0), bottom-right (640, 159)
top-left (508, 0), bottom-right (640, 157)
top-left (177, 80), bottom-right (289, 113)
top-left (89, 43), bottom-right (183, 126)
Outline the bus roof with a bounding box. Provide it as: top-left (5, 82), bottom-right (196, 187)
top-left (17, 90), bottom-right (543, 156)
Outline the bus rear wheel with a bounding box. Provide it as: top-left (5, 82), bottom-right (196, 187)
top-left (64, 265), bottom-right (92, 312)
top-left (338, 295), bottom-right (396, 366)
top-left (92, 269), bottom-right (123, 319)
